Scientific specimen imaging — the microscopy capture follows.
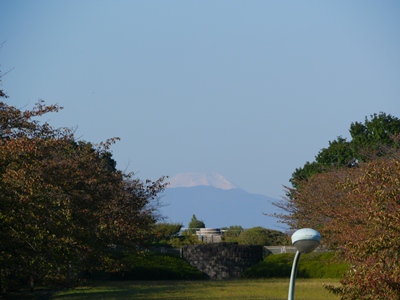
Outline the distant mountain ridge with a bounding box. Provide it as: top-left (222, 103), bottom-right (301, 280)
top-left (160, 172), bottom-right (284, 230)
top-left (160, 174), bottom-right (284, 230)
top-left (167, 172), bottom-right (237, 190)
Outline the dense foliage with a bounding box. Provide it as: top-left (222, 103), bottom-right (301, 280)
top-left (241, 252), bottom-right (348, 279)
top-left (323, 155), bottom-right (400, 299)
top-left (290, 113), bottom-right (400, 189)
top-left (277, 113), bottom-right (400, 299)
top-left (238, 227), bottom-right (289, 246)
top-left (221, 225), bottom-right (243, 242)
top-left (188, 214), bottom-right (205, 233)
top-left (0, 93), bottom-right (167, 289)
top-left (90, 252), bottom-right (207, 280)
top-left (149, 222), bottom-right (183, 246)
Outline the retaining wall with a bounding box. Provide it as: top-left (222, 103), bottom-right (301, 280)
top-left (181, 242), bottom-right (263, 279)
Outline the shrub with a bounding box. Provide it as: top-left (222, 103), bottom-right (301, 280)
top-left (241, 252), bottom-right (348, 279)
top-left (149, 222), bottom-right (183, 246)
top-left (241, 253), bottom-right (293, 278)
top-left (298, 252), bottom-right (349, 278)
top-left (221, 225), bottom-right (243, 243)
top-left (238, 227), bottom-right (289, 246)
top-left (90, 252), bottom-right (207, 280)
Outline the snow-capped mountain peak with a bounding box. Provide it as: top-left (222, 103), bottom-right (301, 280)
top-left (167, 172), bottom-right (237, 190)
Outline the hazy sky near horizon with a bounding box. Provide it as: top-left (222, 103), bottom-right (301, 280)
top-left (1, 1), bottom-right (399, 199)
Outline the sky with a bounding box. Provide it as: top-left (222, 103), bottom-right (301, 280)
top-left (1, 1), bottom-right (399, 200)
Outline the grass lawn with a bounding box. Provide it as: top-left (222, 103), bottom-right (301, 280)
top-left (51, 279), bottom-right (341, 299)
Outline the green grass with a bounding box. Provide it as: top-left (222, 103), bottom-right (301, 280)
top-left (2, 252), bottom-right (346, 299)
top-left (51, 279), bottom-right (341, 299)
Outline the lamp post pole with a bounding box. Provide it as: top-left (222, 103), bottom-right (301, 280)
top-left (288, 228), bottom-right (321, 300)
top-left (288, 250), bottom-right (301, 300)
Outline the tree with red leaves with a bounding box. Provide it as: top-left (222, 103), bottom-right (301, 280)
top-left (278, 145), bottom-right (400, 299)
top-left (0, 89), bottom-right (167, 289)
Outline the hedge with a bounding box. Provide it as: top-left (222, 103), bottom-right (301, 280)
top-left (89, 252), bottom-right (207, 280)
top-left (241, 252), bottom-right (349, 279)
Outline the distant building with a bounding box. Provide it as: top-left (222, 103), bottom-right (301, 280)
top-left (196, 228), bottom-right (222, 243)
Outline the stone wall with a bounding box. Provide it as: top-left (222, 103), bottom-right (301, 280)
top-left (181, 242), bottom-right (263, 279)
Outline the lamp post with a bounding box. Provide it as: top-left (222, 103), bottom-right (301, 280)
top-left (288, 228), bottom-right (321, 300)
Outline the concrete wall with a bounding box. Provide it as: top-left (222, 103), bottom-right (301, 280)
top-left (196, 228), bottom-right (222, 243)
top-left (264, 245), bottom-right (297, 254)
top-left (181, 242), bottom-right (263, 279)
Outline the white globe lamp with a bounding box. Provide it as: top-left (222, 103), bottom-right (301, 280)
top-left (288, 228), bottom-right (321, 300)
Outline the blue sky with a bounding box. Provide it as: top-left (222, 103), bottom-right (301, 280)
top-left (1, 1), bottom-right (399, 200)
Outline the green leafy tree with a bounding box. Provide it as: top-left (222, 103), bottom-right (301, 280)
top-left (276, 109), bottom-right (400, 299)
top-left (150, 222), bottom-right (183, 245)
top-left (221, 225), bottom-right (243, 242)
top-left (290, 161), bottom-right (325, 189)
top-left (169, 231), bottom-right (204, 248)
top-left (290, 113), bottom-right (400, 188)
top-left (281, 113), bottom-right (400, 234)
top-left (315, 136), bottom-right (356, 167)
top-left (238, 227), bottom-right (288, 246)
top-left (349, 112), bottom-right (400, 150)
top-left (188, 214), bottom-right (205, 233)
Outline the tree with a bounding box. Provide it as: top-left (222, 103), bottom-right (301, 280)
top-left (238, 227), bottom-right (288, 246)
top-left (0, 93), bottom-right (167, 288)
top-left (221, 225), bottom-right (243, 243)
top-left (277, 113), bottom-right (400, 298)
top-left (290, 161), bottom-right (325, 189)
top-left (290, 113), bottom-right (400, 188)
top-left (328, 155), bottom-right (400, 299)
top-left (150, 222), bottom-right (183, 245)
top-left (277, 141), bottom-right (400, 298)
top-left (0, 43), bottom-right (10, 99)
top-left (278, 167), bottom-right (362, 242)
top-left (349, 112), bottom-right (400, 150)
top-left (188, 214), bottom-right (205, 233)
top-left (0, 75), bottom-right (8, 98)
top-left (282, 113), bottom-right (400, 233)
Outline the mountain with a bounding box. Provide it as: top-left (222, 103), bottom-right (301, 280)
top-left (167, 172), bottom-right (237, 190)
top-left (158, 174), bottom-right (285, 230)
